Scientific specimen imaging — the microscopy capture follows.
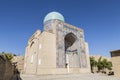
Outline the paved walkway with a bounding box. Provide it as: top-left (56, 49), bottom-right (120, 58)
top-left (21, 73), bottom-right (120, 80)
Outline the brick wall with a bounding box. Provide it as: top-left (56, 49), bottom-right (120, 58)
top-left (110, 50), bottom-right (120, 77)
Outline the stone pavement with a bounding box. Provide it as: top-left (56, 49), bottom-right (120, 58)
top-left (21, 73), bottom-right (120, 80)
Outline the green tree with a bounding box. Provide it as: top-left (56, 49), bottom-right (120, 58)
top-left (90, 57), bottom-right (97, 73)
top-left (106, 61), bottom-right (112, 70)
top-left (5, 53), bottom-right (13, 61)
top-left (97, 57), bottom-right (112, 73)
top-left (97, 56), bottom-right (104, 72)
top-left (0, 52), bottom-right (14, 61)
top-left (102, 59), bottom-right (107, 68)
top-left (90, 56), bottom-right (113, 73)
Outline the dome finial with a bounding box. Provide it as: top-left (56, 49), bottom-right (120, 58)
top-left (44, 11), bottom-right (65, 24)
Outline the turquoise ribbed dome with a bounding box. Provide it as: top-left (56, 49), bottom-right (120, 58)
top-left (44, 12), bottom-right (65, 23)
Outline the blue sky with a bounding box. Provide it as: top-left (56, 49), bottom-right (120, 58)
top-left (0, 0), bottom-right (120, 57)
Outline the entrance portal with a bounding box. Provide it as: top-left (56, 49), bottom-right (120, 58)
top-left (65, 33), bottom-right (79, 68)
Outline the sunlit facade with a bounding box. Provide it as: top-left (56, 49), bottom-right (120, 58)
top-left (24, 12), bottom-right (90, 74)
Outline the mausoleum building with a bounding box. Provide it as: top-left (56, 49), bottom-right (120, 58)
top-left (24, 12), bottom-right (90, 74)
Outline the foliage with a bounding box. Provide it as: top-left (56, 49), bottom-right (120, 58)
top-left (0, 52), bottom-right (14, 61)
top-left (97, 56), bottom-right (104, 72)
top-left (5, 53), bottom-right (13, 61)
top-left (97, 57), bottom-right (112, 72)
top-left (106, 61), bottom-right (112, 70)
top-left (90, 56), bottom-right (113, 73)
top-left (90, 56), bottom-right (97, 73)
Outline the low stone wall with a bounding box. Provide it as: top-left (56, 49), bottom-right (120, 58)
top-left (12, 56), bottom-right (24, 73)
top-left (0, 55), bottom-right (14, 80)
